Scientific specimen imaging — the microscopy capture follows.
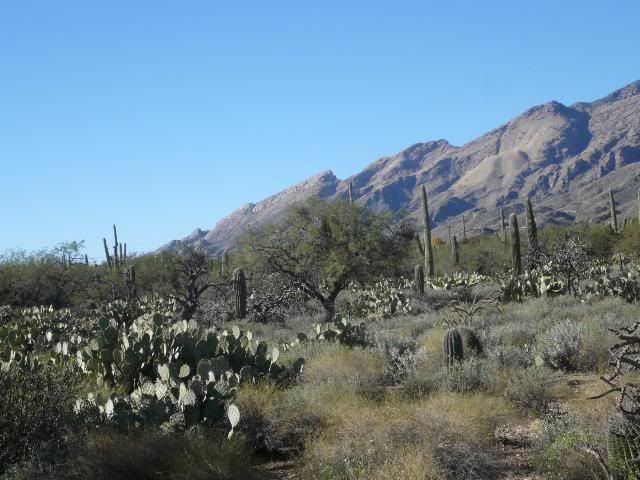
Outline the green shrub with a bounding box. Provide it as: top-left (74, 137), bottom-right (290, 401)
top-left (65, 430), bottom-right (262, 480)
top-left (537, 320), bottom-right (586, 371)
top-left (504, 366), bottom-right (555, 413)
top-left (0, 363), bottom-right (79, 475)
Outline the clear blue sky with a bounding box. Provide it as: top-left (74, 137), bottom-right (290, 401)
top-left (1, 1), bottom-right (639, 260)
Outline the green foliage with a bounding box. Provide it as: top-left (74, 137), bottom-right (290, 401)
top-left (342, 278), bottom-right (412, 319)
top-left (0, 301), bottom-right (303, 433)
top-left (537, 319), bottom-right (585, 371)
top-left (0, 363), bottom-right (79, 474)
top-left (241, 198), bottom-right (413, 319)
top-left (608, 420), bottom-right (640, 479)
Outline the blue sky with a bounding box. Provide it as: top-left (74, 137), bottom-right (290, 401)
top-left (1, 1), bottom-right (639, 260)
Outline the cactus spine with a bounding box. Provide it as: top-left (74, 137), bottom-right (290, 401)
top-left (500, 208), bottom-right (507, 243)
top-left (421, 185), bottom-right (435, 277)
top-left (509, 213), bottom-right (522, 276)
top-left (414, 264), bottom-right (424, 295)
top-left (233, 267), bottom-right (247, 319)
top-left (443, 328), bottom-right (464, 366)
top-left (451, 235), bottom-right (459, 266)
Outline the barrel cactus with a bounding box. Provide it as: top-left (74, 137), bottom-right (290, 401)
top-left (233, 268), bottom-right (247, 319)
top-left (443, 328), bottom-right (464, 366)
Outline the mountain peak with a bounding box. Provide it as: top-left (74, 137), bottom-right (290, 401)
top-left (590, 79), bottom-right (640, 106)
top-left (162, 79), bottom-right (640, 253)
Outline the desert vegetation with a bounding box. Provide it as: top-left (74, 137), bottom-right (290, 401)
top-left (4, 190), bottom-right (640, 479)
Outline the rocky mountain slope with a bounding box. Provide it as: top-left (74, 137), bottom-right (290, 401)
top-left (163, 80), bottom-right (640, 252)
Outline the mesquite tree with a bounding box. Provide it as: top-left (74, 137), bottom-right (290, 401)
top-left (242, 199), bottom-right (413, 321)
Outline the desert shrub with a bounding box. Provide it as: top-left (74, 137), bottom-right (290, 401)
top-left (532, 405), bottom-right (607, 480)
top-left (236, 381), bottom-right (370, 456)
top-left (504, 366), bottom-right (556, 413)
top-left (301, 344), bottom-right (385, 395)
top-left (61, 430), bottom-right (261, 480)
top-left (303, 393), bottom-right (506, 480)
top-left (0, 363), bottom-right (79, 475)
top-left (537, 319), bottom-right (586, 371)
top-left (368, 331), bottom-right (419, 385)
top-left (439, 356), bottom-right (498, 394)
top-left (235, 383), bottom-right (325, 456)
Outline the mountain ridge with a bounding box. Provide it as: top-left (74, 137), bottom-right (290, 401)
top-left (163, 80), bottom-right (640, 252)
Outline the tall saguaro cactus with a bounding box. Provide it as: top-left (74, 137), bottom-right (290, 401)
top-left (414, 264), bottom-right (424, 295)
top-left (221, 250), bottom-right (229, 277)
top-left (233, 267), bottom-right (247, 319)
top-left (452, 235), bottom-right (459, 266)
top-left (348, 180), bottom-right (354, 205)
top-left (103, 238), bottom-right (112, 269)
top-left (421, 186), bottom-right (435, 277)
top-left (462, 214), bottom-right (467, 242)
top-left (113, 224), bottom-right (120, 269)
top-left (500, 208), bottom-right (507, 243)
top-left (610, 189), bottom-right (619, 233)
top-left (509, 213), bottom-right (522, 276)
top-left (525, 198), bottom-right (538, 257)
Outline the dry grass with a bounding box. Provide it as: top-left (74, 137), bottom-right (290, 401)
top-left (60, 429), bottom-right (263, 480)
top-left (302, 392), bottom-right (515, 480)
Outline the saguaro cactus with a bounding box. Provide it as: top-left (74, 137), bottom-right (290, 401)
top-left (103, 238), bottom-right (112, 269)
top-left (452, 235), bottom-right (459, 266)
top-left (443, 328), bottom-right (464, 366)
top-left (525, 199), bottom-right (538, 266)
top-left (221, 250), bottom-right (229, 277)
top-left (233, 267), bottom-right (247, 319)
top-left (348, 180), bottom-right (354, 205)
top-left (113, 224), bottom-right (120, 269)
top-left (421, 186), bottom-right (435, 277)
top-left (462, 214), bottom-right (467, 242)
top-left (610, 189), bottom-right (619, 232)
top-left (414, 264), bottom-right (424, 295)
top-left (509, 213), bottom-right (522, 276)
top-left (500, 208), bottom-right (507, 243)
